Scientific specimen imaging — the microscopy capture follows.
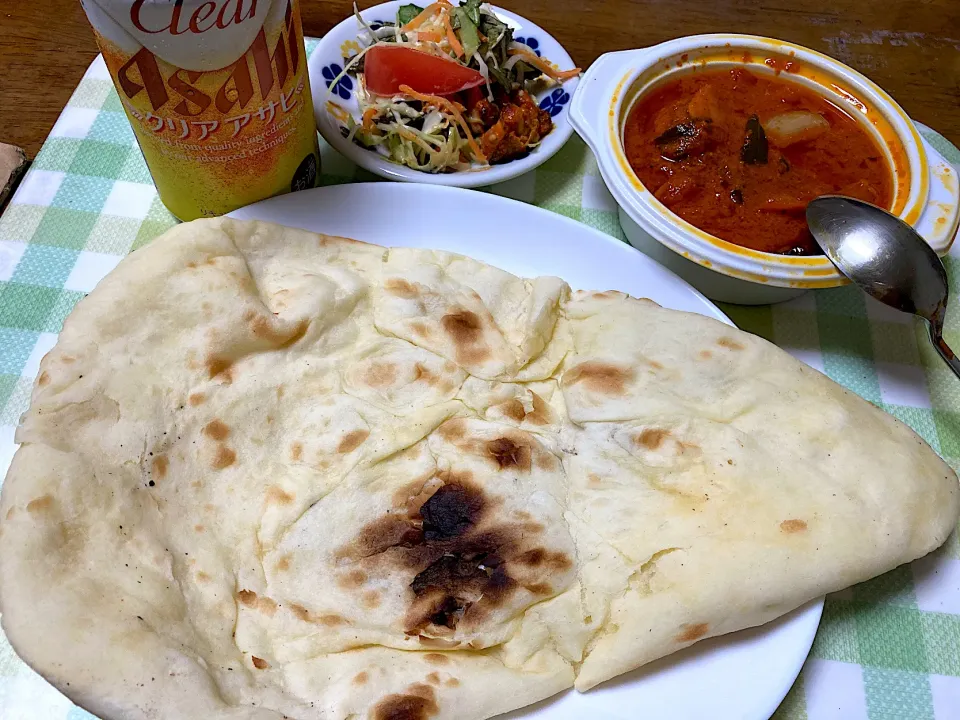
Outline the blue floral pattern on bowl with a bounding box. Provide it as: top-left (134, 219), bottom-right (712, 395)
top-left (539, 87), bottom-right (570, 117)
top-left (322, 64), bottom-right (353, 100)
top-left (514, 36), bottom-right (541, 56)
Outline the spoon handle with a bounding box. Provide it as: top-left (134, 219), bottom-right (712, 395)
top-left (929, 323), bottom-right (960, 380)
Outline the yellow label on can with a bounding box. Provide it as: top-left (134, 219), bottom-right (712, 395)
top-left (84, 0), bottom-right (320, 220)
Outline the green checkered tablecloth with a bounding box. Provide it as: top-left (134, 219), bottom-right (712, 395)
top-left (2, 39), bottom-right (960, 720)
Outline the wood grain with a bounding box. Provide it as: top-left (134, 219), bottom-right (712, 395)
top-left (2, 0), bottom-right (958, 158)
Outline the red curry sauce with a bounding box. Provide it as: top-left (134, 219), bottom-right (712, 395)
top-left (623, 67), bottom-right (894, 255)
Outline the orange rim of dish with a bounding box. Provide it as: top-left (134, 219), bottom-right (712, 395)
top-left (606, 36), bottom-right (931, 289)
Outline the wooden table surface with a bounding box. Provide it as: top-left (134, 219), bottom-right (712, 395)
top-left (2, 0), bottom-right (959, 157)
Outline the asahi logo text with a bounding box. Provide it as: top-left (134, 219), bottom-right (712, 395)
top-left (118, 0), bottom-right (299, 115)
top-left (131, 0), bottom-right (260, 35)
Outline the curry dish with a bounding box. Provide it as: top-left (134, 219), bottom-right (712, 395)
top-left (624, 67), bottom-right (894, 255)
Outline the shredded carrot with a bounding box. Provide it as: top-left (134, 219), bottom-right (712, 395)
top-left (362, 107), bottom-right (378, 131)
top-left (414, 29), bottom-right (444, 43)
top-left (508, 47), bottom-right (582, 81)
top-left (441, 12), bottom-right (464, 57)
top-left (401, 2), bottom-right (451, 31)
top-left (398, 84), bottom-right (487, 163)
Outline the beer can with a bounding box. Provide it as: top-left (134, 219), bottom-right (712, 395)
top-left (80, 0), bottom-right (321, 220)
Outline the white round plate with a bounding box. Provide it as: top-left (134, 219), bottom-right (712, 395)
top-left (230, 183), bottom-right (823, 720)
top-left (310, 1), bottom-right (579, 187)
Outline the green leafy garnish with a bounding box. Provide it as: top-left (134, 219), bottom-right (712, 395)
top-left (478, 9), bottom-right (509, 45)
top-left (487, 65), bottom-right (511, 90)
top-left (461, 0), bottom-right (482, 25)
top-left (397, 3), bottom-right (424, 26)
top-left (452, 7), bottom-right (481, 59)
top-left (476, 9), bottom-right (513, 90)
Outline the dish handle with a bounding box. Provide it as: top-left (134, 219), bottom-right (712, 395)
top-left (569, 49), bottom-right (650, 156)
top-left (915, 135), bottom-right (960, 256)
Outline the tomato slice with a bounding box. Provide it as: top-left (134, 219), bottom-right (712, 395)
top-left (363, 45), bottom-right (485, 97)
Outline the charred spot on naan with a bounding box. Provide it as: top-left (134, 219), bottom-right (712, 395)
top-left (242, 309), bottom-right (309, 348)
top-left (437, 418), bottom-right (468, 443)
top-left (485, 437), bottom-right (532, 472)
top-left (441, 310), bottom-right (483, 345)
top-left (638, 428), bottom-right (670, 450)
top-left (202, 419), bottom-right (230, 441)
top-left (563, 362), bottom-right (635, 395)
top-left (355, 513), bottom-right (424, 558)
top-left (288, 603), bottom-right (349, 626)
top-left (212, 445), bottom-right (236, 470)
top-left (780, 519), bottom-right (808, 533)
top-left (438, 421), bottom-right (555, 473)
top-left (337, 569), bottom-right (368, 589)
top-left (514, 548), bottom-right (573, 573)
top-left (26, 495), bottom-right (54, 514)
top-left (440, 309), bottom-right (492, 365)
top-left (412, 362), bottom-right (457, 394)
top-left (372, 683), bottom-right (438, 720)
top-left (628, 427), bottom-right (702, 464)
top-left (411, 321), bottom-right (432, 339)
top-left (341, 474), bottom-right (569, 637)
top-left (151, 455), bottom-right (169, 480)
top-left (420, 482), bottom-right (487, 540)
top-left (498, 399), bottom-right (527, 423)
top-left (265, 486), bottom-right (295, 505)
top-left (338, 429), bottom-right (370, 454)
top-left (204, 354), bottom-right (234, 384)
top-left (676, 622), bottom-right (710, 643)
top-left (494, 392), bottom-right (553, 426)
top-left (385, 278), bottom-right (421, 299)
top-left (419, 544), bottom-right (534, 626)
top-left (717, 336), bottom-right (746, 351)
top-left (236, 589), bottom-right (278, 616)
top-left (526, 392), bottom-right (554, 425)
top-left (349, 352), bottom-right (461, 403)
top-left (363, 362), bottom-right (399, 388)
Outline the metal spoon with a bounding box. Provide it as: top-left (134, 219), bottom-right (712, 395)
top-left (806, 195), bottom-right (960, 379)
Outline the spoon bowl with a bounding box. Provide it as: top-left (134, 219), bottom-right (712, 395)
top-left (806, 195), bottom-right (958, 377)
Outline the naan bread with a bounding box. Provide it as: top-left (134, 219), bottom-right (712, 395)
top-left (0, 218), bottom-right (956, 720)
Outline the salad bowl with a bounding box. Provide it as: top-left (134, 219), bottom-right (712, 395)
top-left (310, 1), bottom-right (580, 187)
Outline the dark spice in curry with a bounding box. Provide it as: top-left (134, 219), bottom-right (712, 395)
top-left (624, 67), bottom-right (894, 255)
